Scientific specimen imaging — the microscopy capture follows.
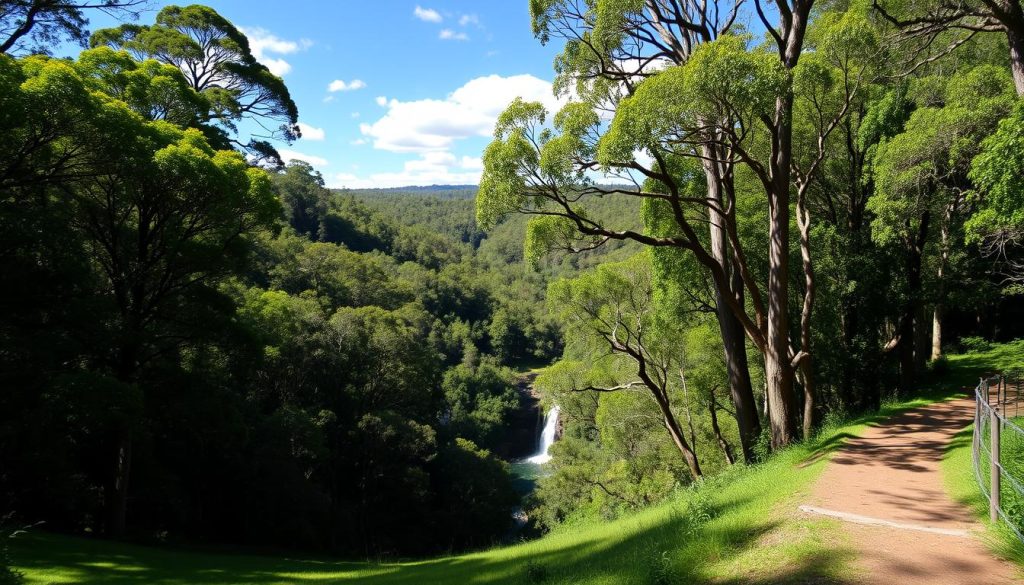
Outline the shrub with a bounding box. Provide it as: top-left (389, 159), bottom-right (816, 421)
top-left (961, 336), bottom-right (992, 353)
top-left (928, 355), bottom-right (950, 376)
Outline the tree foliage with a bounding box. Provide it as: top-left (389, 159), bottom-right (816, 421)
top-left (91, 4), bottom-right (300, 162)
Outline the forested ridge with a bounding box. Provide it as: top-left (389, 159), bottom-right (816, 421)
top-left (3, 0), bottom-right (1024, 581)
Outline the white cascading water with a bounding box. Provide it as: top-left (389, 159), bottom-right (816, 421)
top-left (526, 405), bottom-right (560, 464)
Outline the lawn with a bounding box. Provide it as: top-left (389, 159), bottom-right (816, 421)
top-left (9, 345), bottom-right (1005, 585)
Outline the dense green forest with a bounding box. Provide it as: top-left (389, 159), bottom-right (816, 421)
top-left (3, 0), bottom-right (1024, 582)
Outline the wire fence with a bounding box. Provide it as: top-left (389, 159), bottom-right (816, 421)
top-left (973, 372), bottom-right (1024, 543)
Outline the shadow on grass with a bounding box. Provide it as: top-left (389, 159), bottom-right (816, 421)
top-left (713, 549), bottom-right (856, 585)
top-left (11, 492), bottom-right (854, 585)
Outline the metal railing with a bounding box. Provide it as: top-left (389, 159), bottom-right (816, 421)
top-left (973, 372), bottom-right (1024, 543)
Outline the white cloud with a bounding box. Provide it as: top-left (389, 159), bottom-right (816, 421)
top-left (350, 138), bottom-right (366, 146)
top-left (296, 123), bottom-right (325, 141)
top-left (339, 74), bottom-right (569, 189)
top-left (413, 5), bottom-right (442, 22)
top-left (239, 27), bottom-right (309, 77)
top-left (439, 29), bottom-right (469, 41)
top-left (351, 112), bottom-right (361, 118)
top-left (328, 79), bottom-right (366, 92)
top-left (262, 58), bottom-right (292, 76)
top-left (459, 14), bottom-right (480, 27)
top-left (327, 153), bottom-right (483, 189)
top-left (460, 156), bottom-right (483, 170)
top-left (359, 73), bottom-right (565, 154)
top-left (279, 149), bottom-right (329, 167)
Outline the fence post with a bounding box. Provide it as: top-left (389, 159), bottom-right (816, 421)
top-left (991, 404), bottom-right (1001, 523)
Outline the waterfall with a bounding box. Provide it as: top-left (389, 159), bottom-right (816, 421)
top-left (526, 405), bottom-right (560, 464)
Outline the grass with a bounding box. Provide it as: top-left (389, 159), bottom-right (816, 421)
top-left (9, 349), bottom-right (999, 585)
top-left (941, 339), bottom-right (1024, 567)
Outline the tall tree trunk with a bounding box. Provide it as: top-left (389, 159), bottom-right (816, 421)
top-left (1007, 22), bottom-right (1024, 96)
top-left (800, 359), bottom-right (815, 441)
top-left (897, 311), bottom-right (915, 394)
top-left (719, 307), bottom-right (760, 460)
top-left (702, 150), bottom-right (761, 463)
top-left (932, 207), bottom-right (952, 361)
top-left (107, 425), bottom-right (132, 537)
top-left (765, 93), bottom-right (799, 450)
top-left (897, 212), bottom-right (930, 393)
top-left (106, 312), bottom-right (141, 538)
top-left (796, 185), bottom-right (816, 440)
top-left (914, 305), bottom-right (930, 371)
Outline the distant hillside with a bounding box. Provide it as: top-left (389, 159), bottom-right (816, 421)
top-left (338, 185), bottom-right (644, 277)
top-left (340, 185), bottom-right (478, 200)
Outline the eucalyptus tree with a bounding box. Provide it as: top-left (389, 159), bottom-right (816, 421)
top-left (90, 4), bottom-right (300, 162)
top-left (479, 1), bottom-right (880, 447)
top-left (543, 253), bottom-right (705, 479)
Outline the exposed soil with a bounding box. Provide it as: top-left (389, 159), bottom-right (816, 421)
top-left (806, 397), bottom-right (1021, 584)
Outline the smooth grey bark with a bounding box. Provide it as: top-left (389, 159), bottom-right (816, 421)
top-left (702, 148), bottom-right (761, 463)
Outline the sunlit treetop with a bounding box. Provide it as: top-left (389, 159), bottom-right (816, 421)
top-left (90, 4), bottom-right (300, 163)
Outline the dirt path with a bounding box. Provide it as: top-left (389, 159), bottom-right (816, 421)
top-left (805, 397), bottom-right (1021, 584)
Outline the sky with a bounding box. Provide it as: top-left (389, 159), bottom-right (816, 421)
top-left (75, 1), bottom-right (567, 189)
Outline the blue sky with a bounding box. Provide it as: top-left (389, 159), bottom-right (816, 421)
top-left (77, 1), bottom-right (566, 188)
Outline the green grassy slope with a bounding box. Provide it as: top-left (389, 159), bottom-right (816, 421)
top-left (12, 444), bottom-right (848, 585)
top-left (10, 351), bottom-right (995, 585)
top-left (941, 340), bottom-right (1024, 566)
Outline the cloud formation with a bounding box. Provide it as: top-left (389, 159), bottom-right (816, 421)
top-left (239, 27), bottom-right (310, 77)
top-left (296, 123), bottom-right (325, 141)
top-left (328, 74), bottom-right (565, 188)
top-left (413, 6), bottom-right (442, 22)
top-left (279, 149), bottom-right (329, 167)
top-left (439, 29), bottom-right (469, 41)
top-left (328, 79), bottom-right (366, 92)
top-left (359, 74), bottom-right (564, 154)
top-left (329, 152), bottom-right (484, 189)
